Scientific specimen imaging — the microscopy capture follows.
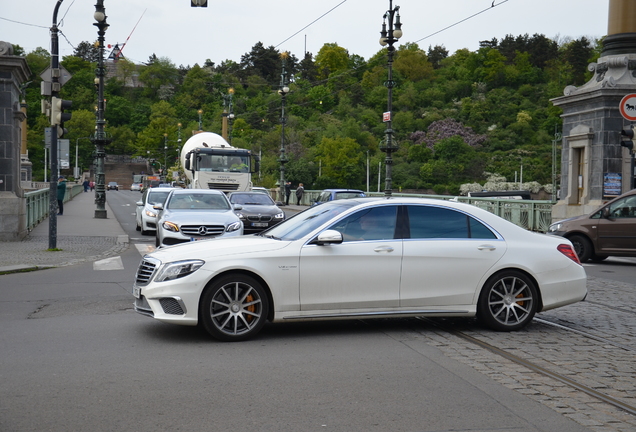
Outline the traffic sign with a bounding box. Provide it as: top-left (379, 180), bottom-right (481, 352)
top-left (619, 94), bottom-right (636, 121)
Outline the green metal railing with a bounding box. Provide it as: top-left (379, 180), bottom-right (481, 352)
top-left (295, 190), bottom-right (554, 233)
top-left (25, 184), bottom-right (84, 232)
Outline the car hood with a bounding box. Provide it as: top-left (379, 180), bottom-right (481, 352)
top-left (237, 204), bottom-right (282, 215)
top-left (149, 235), bottom-right (291, 262)
top-left (161, 209), bottom-right (238, 225)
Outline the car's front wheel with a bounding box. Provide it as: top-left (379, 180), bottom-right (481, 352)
top-left (569, 234), bottom-right (593, 262)
top-left (477, 270), bottom-right (537, 331)
top-left (200, 274), bottom-right (269, 342)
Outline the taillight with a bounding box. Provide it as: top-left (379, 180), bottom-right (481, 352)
top-left (557, 244), bottom-right (581, 265)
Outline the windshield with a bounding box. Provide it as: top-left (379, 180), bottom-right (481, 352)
top-left (230, 193), bottom-right (275, 206)
top-left (197, 153), bottom-right (249, 173)
top-left (167, 193), bottom-right (231, 210)
top-left (262, 200), bottom-right (359, 241)
top-left (147, 191), bottom-right (170, 205)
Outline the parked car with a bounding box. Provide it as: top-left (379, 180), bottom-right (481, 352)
top-left (107, 182), bottom-right (119, 191)
top-left (135, 187), bottom-right (173, 235)
top-left (153, 189), bottom-right (243, 247)
top-left (131, 183), bottom-right (142, 192)
top-left (313, 189), bottom-right (365, 206)
top-left (132, 197), bottom-right (586, 342)
top-left (548, 189), bottom-right (636, 262)
top-left (228, 191), bottom-right (285, 233)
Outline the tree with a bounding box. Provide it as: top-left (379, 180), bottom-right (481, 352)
top-left (240, 42), bottom-right (280, 84)
top-left (427, 45), bottom-right (448, 69)
top-left (315, 136), bottom-right (364, 188)
top-left (315, 43), bottom-right (350, 79)
top-left (73, 41), bottom-right (100, 62)
top-left (138, 56), bottom-right (178, 97)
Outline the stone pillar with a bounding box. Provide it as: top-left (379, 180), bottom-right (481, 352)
top-left (550, 0), bottom-right (636, 221)
top-left (0, 41), bottom-right (31, 240)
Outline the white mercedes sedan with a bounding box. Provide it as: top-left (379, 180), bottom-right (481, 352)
top-left (132, 197), bottom-right (587, 342)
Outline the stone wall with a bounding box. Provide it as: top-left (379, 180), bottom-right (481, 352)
top-left (0, 42), bottom-right (31, 240)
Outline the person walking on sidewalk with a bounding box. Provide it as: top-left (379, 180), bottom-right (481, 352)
top-left (285, 181), bottom-right (291, 205)
top-left (57, 176), bottom-right (67, 215)
top-left (83, 179), bottom-right (89, 192)
top-left (295, 183), bottom-right (304, 205)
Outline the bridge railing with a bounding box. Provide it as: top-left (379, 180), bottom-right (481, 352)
top-left (24, 185), bottom-right (84, 232)
top-left (294, 191), bottom-right (553, 233)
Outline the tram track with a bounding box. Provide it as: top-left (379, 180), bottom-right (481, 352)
top-left (417, 317), bottom-right (636, 418)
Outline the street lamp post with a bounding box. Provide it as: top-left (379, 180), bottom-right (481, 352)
top-left (92, 0), bottom-right (111, 218)
top-left (197, 109), bottom-right (203, 131)
top-left (278, 53), bottom-right (290, 204)
top-left (379, 0), bottom-right (403, 197)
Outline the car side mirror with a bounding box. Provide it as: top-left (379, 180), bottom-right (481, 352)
top-left (136, 201), bottom-right (143, 206)
top-left (153, 203), bottom-right (164, 211)
top-left (313, 229), bottom-right (343, 245)
top-left (233, 204), bottom-right (243, 211)
top-left (602, 207), bottom-right (611, 219)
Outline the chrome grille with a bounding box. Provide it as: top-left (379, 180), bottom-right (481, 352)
top-left (135, 257), bottom-right (160, 285)
top-left (208, 182), bottom-right (239, 191)
top-left (247, 215), bottom-right (272, 222)
top-left (159, 298), bottom-right (185, 315)
top-left (180, 224), bottom-right (225, 237)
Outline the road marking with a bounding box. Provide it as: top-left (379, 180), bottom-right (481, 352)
top-left (93, 256), bottom-right (124, 271)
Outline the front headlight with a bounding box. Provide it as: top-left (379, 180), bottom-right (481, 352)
top-left (155, 259), bottom-right (205, 282)
top-left (145, 209), bottom-right (157, 218)
top-left (548, 223), bottom-right (561, 233)
top-left (235, 212), bottom-right (246, 220)
top-left (274, 212), bottom-right (285, 219)
top-left (226, 221), bottom-right (242, 232)
top-left (162, 221), bottom-right (180, 232)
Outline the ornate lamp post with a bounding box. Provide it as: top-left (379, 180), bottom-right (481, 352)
top-left (379, 0), bottom-right (403, 197)
top-left (92, 0), bottom-right (111, 218)
top-left (278, 52), bottom-right (290, 204)
top-left (197, 109), bottom-right (203, 131)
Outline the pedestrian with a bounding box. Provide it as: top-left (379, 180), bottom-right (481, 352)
top-left (83, 178), bottom-right (89, 192)
top-left (57, 176), bottom-right (67, 215)
top-left (285, 181), bottom-right (291, 205)
top-left (295, 183), bottom-right (304, 205)
top-left (90, 180), bottom-right (95, 191)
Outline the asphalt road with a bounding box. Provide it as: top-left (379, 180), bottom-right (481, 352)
top-left (0, 190), bottom-right (632, 432)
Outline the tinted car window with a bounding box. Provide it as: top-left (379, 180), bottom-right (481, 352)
top-left (329, 205), bottom-right (398, 242)
top-left (147, 191), bottom-right (170, 205)
top-left (607, 195), bottom-right (636, 218)
top-left (407, 205), bottom-right (496, 239)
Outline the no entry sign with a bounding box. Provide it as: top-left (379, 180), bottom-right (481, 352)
top-left (619, 94), bottom-right (636, 121)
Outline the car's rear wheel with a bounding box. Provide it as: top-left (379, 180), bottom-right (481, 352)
top-left (200, 274), bottom-right (269, 342)
top-left (478, 270), bottom-right (537, 331)
top-left (569, 234), bottom-right (593, 262)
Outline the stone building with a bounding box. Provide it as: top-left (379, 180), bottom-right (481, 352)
top-left (551, 0), bottom-right (636, 220)
top-left (0, 41), bottom-right (31, 240)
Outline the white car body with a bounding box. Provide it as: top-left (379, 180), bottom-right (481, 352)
top-left (135, 187), bottom-right (173, 235)
top-left (133, 197), bottom-right (587, 341)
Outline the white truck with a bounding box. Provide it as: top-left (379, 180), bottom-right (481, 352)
top-left (180, 132), bottom-right (258, 192)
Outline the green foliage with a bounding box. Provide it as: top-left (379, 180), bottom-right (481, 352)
top-left (22, 32), bottom-right (598, 186)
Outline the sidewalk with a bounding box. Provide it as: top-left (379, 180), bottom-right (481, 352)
top-left (0, 191), bottom-right (129, 273)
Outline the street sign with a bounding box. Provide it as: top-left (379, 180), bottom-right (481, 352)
top-left (619, 94), bottom-right (636, 121)
top-left (383, 112), bottom-right (391, 122)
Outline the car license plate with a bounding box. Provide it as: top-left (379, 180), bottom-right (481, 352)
top-left (132, 286), bottom-right (141, 298)
top-left (252, 222), bottom-right (268, 227)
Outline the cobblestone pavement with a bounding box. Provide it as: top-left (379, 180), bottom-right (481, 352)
top-left (380, 275), bottom-right (636, 432)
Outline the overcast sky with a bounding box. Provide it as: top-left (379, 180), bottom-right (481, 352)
top-left (1, 0), bottom-right (609, 69)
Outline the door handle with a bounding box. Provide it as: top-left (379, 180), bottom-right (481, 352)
top-left (477, 245), bottom-right (496, 251)
top-left (374, 246), bottom-right (394, 253)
